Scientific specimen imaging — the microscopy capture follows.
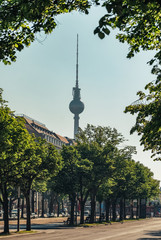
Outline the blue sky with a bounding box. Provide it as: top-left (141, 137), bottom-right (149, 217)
top-left (1, 5), bottom-right (161, 183)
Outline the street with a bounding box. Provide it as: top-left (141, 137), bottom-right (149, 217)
top-left (1, 218), bottom-right (161, 239)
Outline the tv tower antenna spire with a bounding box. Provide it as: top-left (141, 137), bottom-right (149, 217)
top-left (69, 34), bottom-right (85, 139)
top-left (76, 34), bottom-right (79, 88)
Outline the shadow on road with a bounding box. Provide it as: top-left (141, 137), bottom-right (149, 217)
top-left (138, 230), bottom-right (161, 240)
top-left (8, 223), bottom-right (76, 230)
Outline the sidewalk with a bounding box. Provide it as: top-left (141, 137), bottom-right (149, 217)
top-left (0, 216), bottom-right (76, 238)
top-left (0, 216), bottom-right (69, 234)
top-left (0, 216), bottom-right (68, 226)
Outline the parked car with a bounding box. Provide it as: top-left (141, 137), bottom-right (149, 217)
top-left (0, 210), bottom-right (3, 217)
top-left (84, 210), bottom-right (90, 216)
top-left (62, 212), bottom-right (69, 217)
top-left (47, 213), bottom-right (55, 217)
top-left (30, 213), bottom-right (38, 219)
top-left (11, 209), bottom-right (21, 218)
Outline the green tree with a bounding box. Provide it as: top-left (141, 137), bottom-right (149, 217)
top-left (96, 178), bottom-right (114, 222)
top-left (76, 157), bottom-right (92, 224)
top-left (32, 180), bottom-right (48, 217)
top-left (94, 1), bottom-right (161, 162)
top-left (95, 0), bottom-right (161, 58)
top-left (134, 162), bottom-right (159, 218)
top-left (0, 0), bottom-right (100, 64)
top-left (105, 148), bottom-right (136, 221)
top-left (96, 148), bottom-right (159, 221)
top-left (51, 145), bottom-right (92, 225)
top-left (76, 124), bottom-right (124, 223)
top-left (125, 80), bottom-right (161, 160)
top-left (52, 145), bottom-right (81, 225)
top-left (19, 140), bottom-right (61, 231)
top-left (1, 0), bottom-right (161, 65)
top-left (0, 89), bottom-right (33, 234)
top-left (95, 0), bottom-right (161, 107)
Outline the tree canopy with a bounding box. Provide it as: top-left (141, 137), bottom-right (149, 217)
top-left (95, 0), bottom-right (161, 58)
top-left (1, 0), bottom-right (161, 64)
top-left (76, 124), bottom-right (124, 223)
top-left (20, 138), bottom-right (61, 231)
top-left (93, 1), bottom-right (161, 159)
top-left (125, 80), bottom-right (161, 161)
top-left (0, 0), bottom-right (99, 64)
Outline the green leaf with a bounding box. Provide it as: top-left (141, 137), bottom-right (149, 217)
top-left (98, 31), bottom-right (105, 39)
top-left (102, 27), bottom-right (110, 35)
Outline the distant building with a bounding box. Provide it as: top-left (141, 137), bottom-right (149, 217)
top-left (17, 114), bottom-right (75, 150)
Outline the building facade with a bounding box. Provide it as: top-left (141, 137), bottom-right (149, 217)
top-left (18, 114), bottom-right (74, 149)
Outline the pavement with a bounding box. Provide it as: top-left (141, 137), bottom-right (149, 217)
top-left (0, 216), bottom-right (68, 232)
top-left (0, 216), bottom-right (68, 225)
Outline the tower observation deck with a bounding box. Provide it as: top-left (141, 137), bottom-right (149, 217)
top-left (69, 35), bottom-right (85, 139)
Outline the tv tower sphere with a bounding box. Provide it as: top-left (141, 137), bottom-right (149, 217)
top-left (69, 35), bottom-right (85, 138)
top-left (69, 96), bottom-right (84, 114)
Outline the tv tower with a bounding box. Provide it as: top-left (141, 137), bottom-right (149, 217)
top-left (69, 35), bottom-right (85, 139)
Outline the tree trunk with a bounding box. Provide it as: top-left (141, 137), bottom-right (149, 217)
top-left (3, 188), bottom-right (9, 234)
top-left (32, 190), bottom-right (34, 213)
top-left (90, 194), bottom-right (96, 223)
top-left (112, 199), bottom-right (117, 222)
top-left (80, 200), bottom-right (85, 224)
top-left (105, 199), bottom-right (110, 222)
top-left (9, 198), bottom-right (12, 218)
top-left (21, 197), bottom-right (24, 218)
top-left (139, 198), bottom-right (141, 218)
top-left (57, 200), bottom-right (60, 217)
top-left (130, 200), bottom-right (134, 219)
top-left (99, 201), bottom-right (102, 222)
top-left (119, 198), bottom-right (124, 221)
top-left (62, 200), bottom-right (64, 212)
top-left (75, 198), bottom-right (78, 225)
top-left (123, 198), bottom-right (126, 220)
top-left (79, 177), bottom-right (89, 224)
top-left (41, 192), bottom-right (44, 218)
top-left (26, 192), bottom-right (31, 231)
top-left (49, 193), bottom-right (54, 215)
top-left (136, 199), bottom-right (139, 219)
top-left (70, 196), bottom-right (75, 225)
top-left (139, 198), bottom-right (146, 218)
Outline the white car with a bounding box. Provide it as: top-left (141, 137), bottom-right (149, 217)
top-left (31, 213), bottom-right (38, 218)
top-left (84, 210), bottom-right (90, 216)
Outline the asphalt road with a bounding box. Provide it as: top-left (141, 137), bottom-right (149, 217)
top-left (1, 218), bottom-right (161, 240)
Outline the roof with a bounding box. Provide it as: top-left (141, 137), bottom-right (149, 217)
top-left (23, 118), bottom-right (41, 138)
top-left (55, 133), bottom-right (69, 144)
top-left (17, 114), bottom-right (73, 147)
top-left (24, 116), bottom-right (57, 138)
top-left (32, 120), bottom-right (48, 131)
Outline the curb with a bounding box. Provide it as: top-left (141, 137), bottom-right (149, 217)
top-left (0, 231), bottom-right (46, 238)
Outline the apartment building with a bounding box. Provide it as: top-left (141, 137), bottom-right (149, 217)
top-left (18, 114), bottom-right (74, 149)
